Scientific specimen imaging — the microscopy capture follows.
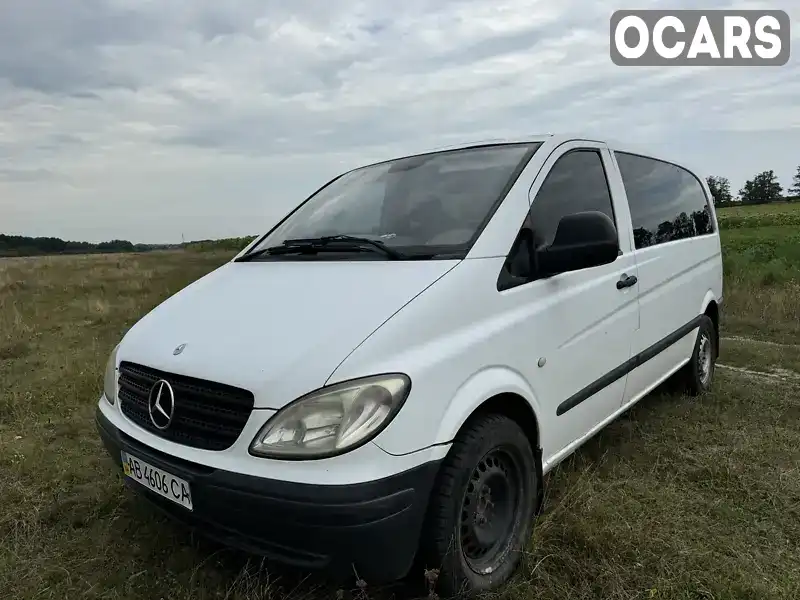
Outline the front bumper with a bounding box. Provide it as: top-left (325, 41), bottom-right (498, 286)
top-left (95, 408), bottom-right (441, 583)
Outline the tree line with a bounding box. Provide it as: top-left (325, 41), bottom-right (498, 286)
top-left (706, 164), bottom-right (800, 207)
top-left (0, 234), bottom-right (176, 257)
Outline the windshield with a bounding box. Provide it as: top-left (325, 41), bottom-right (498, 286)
top-left (245, 143), bottom-right (541, 260)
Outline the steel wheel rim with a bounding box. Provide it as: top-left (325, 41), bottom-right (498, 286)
top-left (458, 447), bottom-right (524, 574)
top-left (698, 332), bottom-right (713, 386)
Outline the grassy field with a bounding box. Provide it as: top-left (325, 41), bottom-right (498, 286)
top-left (715, 200), bottom-right (800, 220)
top-left (1, 204), bottom-right (799, 599)
top-left (717, 203), bottom-right (800, 344)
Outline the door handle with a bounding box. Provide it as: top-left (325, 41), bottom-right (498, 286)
top-left (616, 274), bottom-right (638, 290)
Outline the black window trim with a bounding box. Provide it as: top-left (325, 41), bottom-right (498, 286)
top-left (613, 150), bottom-right (716, 250)
top-left (497, 146), bottom-right (621, 292)
top-left (237, 142), bottom-right (544, 262)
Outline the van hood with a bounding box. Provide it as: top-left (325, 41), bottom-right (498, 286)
top-left (119, 259), bottom-right (457, 409)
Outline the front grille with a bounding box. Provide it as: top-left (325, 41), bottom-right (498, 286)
top-left (118, 361), bottom-right (255, 451)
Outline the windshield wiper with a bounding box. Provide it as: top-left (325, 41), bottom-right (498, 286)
top-left (237, 235), bottom-right (407, 261)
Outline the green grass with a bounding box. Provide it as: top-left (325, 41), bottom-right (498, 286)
top-left (716, 201), bottom-right (800, 230)
top-left (719, 225), bottom-right (800, 344)
top-left (716, 201), bottom-right (800, 216)
top-left (719, 337), bottom-right (800, 375)
top-left (1, 222), bottom-right (799, 599)
top-left (714, 202), bottom-right (800, 343)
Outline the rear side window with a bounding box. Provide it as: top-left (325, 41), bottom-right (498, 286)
top-left (615, 152), bottom-right (714, 250)
top-left (529, 149), bottom-right (616, 249)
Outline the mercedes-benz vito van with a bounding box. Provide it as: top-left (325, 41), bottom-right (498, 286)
top-left (95, 134), bottom-right (723, 596)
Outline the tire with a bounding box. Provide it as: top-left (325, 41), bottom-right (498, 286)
top-left (679, 315), bottom-right (716, 396)
top-left (419, 414), bottom-right (538, 598)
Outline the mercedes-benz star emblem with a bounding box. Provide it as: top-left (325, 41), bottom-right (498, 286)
top-left (148, 379), bottom-right (176, 430)
top-left (173, 343), bottom-right (187, 356)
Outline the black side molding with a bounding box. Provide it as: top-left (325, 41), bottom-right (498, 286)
top-left (556, 315), bottom-right (704, 416)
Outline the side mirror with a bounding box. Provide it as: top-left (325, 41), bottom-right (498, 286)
top-left (535, 211), bottom-right (619, 277)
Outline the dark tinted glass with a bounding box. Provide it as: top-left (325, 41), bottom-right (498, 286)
top-left (615, 152), bottom-right (713, 250)
top-left (529, 150), bottom-right (616, 248)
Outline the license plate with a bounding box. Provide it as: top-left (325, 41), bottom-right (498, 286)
top-left (121, 451), bottom-right (193, 511)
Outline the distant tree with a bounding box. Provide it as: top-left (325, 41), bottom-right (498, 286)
top-left (788, 165), bottom-right (800, 201)
top-left (633, 227), bottom-right (653, 248)
top-left (739, 170), bottom-right (783, 204)
top-left (706, 175), bottom-right (733, 205)
top-left (96, 239), bottom-right (135, 252)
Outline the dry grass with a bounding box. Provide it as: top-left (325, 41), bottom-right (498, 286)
top-left (1, 244), bottom-right (799, 600)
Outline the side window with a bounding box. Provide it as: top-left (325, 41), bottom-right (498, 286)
top-left (684, 170), bottom-right (714, 236)
top-left (615, 152), bottom-right (714, 250)
top-left (498, 149), bottom-right (617, 290)
top-left (529, 150), bottom-right (617, 249)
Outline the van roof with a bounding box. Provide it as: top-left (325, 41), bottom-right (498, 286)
top-left (409, 134), bottom-right (705, 180)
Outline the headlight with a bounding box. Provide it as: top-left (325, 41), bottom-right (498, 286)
top-left (249, 374), bottom-right (411, 459)
top-left (103, 344), bottom-right (120, 404)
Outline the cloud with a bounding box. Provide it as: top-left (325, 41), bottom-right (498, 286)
top-left (0, 0), bottom-right (797, 242)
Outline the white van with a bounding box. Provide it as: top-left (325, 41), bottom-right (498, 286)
top-left (96, 134), bottom-right (723, 596)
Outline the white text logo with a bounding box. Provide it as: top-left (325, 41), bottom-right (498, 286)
top-left (610, 10), bottom-right (790, 65)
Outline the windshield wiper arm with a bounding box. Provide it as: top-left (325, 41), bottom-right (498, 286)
top-left (287, 235), bottom-right (406, 259)
top-left (238, 235), bottom-right (406, 261)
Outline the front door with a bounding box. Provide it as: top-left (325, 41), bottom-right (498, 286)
top-left (500, 142), bottom-right (640, 468)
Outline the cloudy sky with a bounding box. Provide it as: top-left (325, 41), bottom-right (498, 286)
top-left (2, 0), bottom-right (798, 244)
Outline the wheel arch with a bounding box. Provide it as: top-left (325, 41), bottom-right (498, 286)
top-left (433, 367), bottom-right (544, 454)
top-left (462, 393), bottom-right (541, 455)
top-left (435, 377), bottom-right (545, 512)
top-left (700, 292), bottom-right (720, 358)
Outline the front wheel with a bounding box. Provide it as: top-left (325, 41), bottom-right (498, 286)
top-left (419, 414), bottom-right (538, 597)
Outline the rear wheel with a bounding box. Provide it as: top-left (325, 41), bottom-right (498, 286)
top-left (419, 414), bottom-right (537, 597)
top-left (679, 315), bottom-right (716, 396)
